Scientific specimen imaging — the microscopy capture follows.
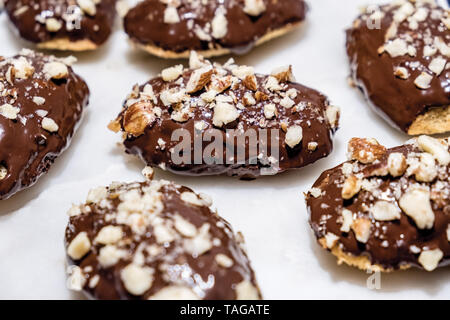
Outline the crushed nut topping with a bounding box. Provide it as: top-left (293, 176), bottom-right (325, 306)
top-left (348, 138), bottom-right (386, 164)
top-left (41, 117), bottom-right (59, 132)
top-left (418, 248), bottom-right (443, 271)
top-left (285, 125), bottom-right (303, 148)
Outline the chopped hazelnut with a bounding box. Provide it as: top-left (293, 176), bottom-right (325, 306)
top-left (428, 56), bottom-right (446, 75)
top-left (94, 226), bottom-right (123, 245)
top-left (414, 72), bottom-right (433, 89)
top-left (67, 232), bottom-right (91, 260)
top-left (161, 64), bottom-right (183, 81)
top-left (351, 218), bottom-right (371, 244)
top-left (212, 101), bottom-right (239, 127)
top-left (309, 187), bottom-right (322, 198)
top-left (41, 117), bottom-right (59, 132)
top-left (43, 61), bottom-right (68, 80)
top-left (347, 137), bottom-right (386, 164)
top-left (0, 104), bottom-right (20, 120)
top-left (12, 56), bottom-right (34, 79)
top-left (371, 200), bottom-right (401, 221)
top-left (325, 105), bottom-right (340, 129)
top-left (399, 187), bottom-right (435, 229)
top-left (211, 7), bottom-right (228, 39)
top-left (324, 232), bottom-right (339, 248)
top-left (98, 245), bottom-right (125, 268)
top-left (417, 135), bottom-right (450, 166)
top-left (340, 209), bottom-right (353, 233)
top-left (174, 214), bottom-right (197, 238)
top-left (45, 18), bottom-right (62, 32)
top-left (123, 101), bottom-right (157, 136)
top-left (263, 103), bottom-right (276, 119)
top-left (120, 263), bottom-right (154, 296)
top-left (414, 153), bottom-right (437, 182)
top-left (382, 38), bottom-right (408, 57)
top-left (215, 253), bottom-right (234, 268)
top-left (243, 0), bottom-right (266, 16)
top-left (142, 166), bottom-right (154, 180)
top-left (271, 65), bottom-right (295, 82)
top-left (387, 152), bottom-right (407, 177)
top-left (418, 249), bottom-right (443, 271)
top-left (186, 66), bottom-right (213, 93)
top-left (86, 186), bottom-right (108, 204)
top-left (285, 125), bottom-right (303, 148)
top-left (164, 6), bottom-right (180, 24)
top-left (243, 75), bottom-right (258, 91)
top-left (394, 66), bottom-right (410, 79)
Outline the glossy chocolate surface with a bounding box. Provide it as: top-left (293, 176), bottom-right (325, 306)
top-left (0, 49), bottom-right (89, 200)
top-left (6, 0), bottom-right (116, 45)
top-left (346, 0), bottom-right (450, 132)
top-left (65, 180), bottom-right (262, 300)
top-left (110, 55), bottom-right (339, 178)
top-left (124, 0), bottom-right (307, 53)
top-left (306, 138), bottom-right (450, 270)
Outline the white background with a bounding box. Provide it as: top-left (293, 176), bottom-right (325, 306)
top-left (0, 0), bottom-right (449, 299)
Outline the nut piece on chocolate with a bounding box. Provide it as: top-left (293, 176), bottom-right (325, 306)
top-left (109, 52), bottom-right (339, 178)
top-left (306, 136), bottom-right (450, 272)
top-left (123, 0), bottom-right (308, 59)
top-left (65, 180), bottom-right (262, 300)
top-left (6, 0), bottom-right (117, 51)
top-left (346, 0), bottom-right (450, 135)
top-left (0, 49), bottom-right (89, 200)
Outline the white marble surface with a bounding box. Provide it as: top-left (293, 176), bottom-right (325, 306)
top-left (0, 0), bottom-right (448, 299)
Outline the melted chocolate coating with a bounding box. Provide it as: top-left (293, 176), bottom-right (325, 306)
top-left (112, 58), bottom-right (338, 178)
top-left (306, 139), bottom-right (450, 270)
top-left (65, 180), bottom-right (262, 300)
top-left (0, 50), bottom-right (89, 200)
top-left (346, 1), bottom-right (450, 133)
top-left (6, 0), bottom-right (116, 46)
top-left (124, 0), bottom-right (307, 53)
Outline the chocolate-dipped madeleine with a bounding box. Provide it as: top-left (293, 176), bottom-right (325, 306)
top-left (6, 0), bottom-right (117, 51)
top-left (346, 0), bottom-right (450, 135)
top-left (0, 49), bottom-right (89, 200)
top-left (306, 136), bottom-right (450, 272)
top-left (65, 179), bottom-right (262, 300)
top-left (124, 0), bottom-right (308, 59)
top-left (108, 52), bottom-right (340, 178)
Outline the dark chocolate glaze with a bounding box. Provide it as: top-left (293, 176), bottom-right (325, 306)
top-left (0, 50), bottom-right (89, 200)
top-left (306, 140), bottom-right (450, 270)
top-left (6, 0), bottom-right (116, 45)
top-left (124, 0), bottom-right (307, 53)
top-left (112, 60), bottom-right (338, 178)
top-left (346, 1), bottom-right (450, 133)
top-left (65, 180), bottom-right (262, 300)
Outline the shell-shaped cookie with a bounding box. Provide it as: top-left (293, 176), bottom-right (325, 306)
top-left (0, 49), bottom-right (89, 200)
top-left (6, 0), bottom-right (117, 51)
top-left (65, 180), bottom-right (262, 300)
top-left (109, 53), bottom-right (340, 178)
top-left (346, 0), bottom-right (450, 134)
top-left (124, 0), bottom-right (307, 58)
